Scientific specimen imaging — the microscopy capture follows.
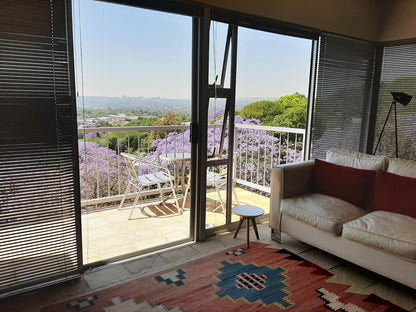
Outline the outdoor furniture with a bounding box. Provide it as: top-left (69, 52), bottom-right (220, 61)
top-left (232, 205), bottom-right (265, 249)
top-left (206, 166), bottom-right (240, 214)
top-left (182, 166), bottom-right (240, 213)
top-left (159, 152), bottom-right (191, 194)
top-left (119, 152), bottom-right (180, 220)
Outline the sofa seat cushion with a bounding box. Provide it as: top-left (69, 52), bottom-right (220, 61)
top-left (343, 211), bottom-right (416, 261)
top-left (281, 193), bottom-right (366, 235)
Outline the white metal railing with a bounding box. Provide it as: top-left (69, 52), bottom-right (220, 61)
top-left (78, 124), bottom-right (305, 207)
top-left (234, 124), bottom-right (305, 193)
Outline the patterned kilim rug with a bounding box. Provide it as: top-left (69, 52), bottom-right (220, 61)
top-left (42, 243), bottom-right (406, 312)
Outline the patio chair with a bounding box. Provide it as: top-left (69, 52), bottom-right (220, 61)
top-left (119, 152), bottom-right (180, 220)
top-left (207, 166), bottom-right (240, 214)
top-left (182, 166), bottom-right (239, 214)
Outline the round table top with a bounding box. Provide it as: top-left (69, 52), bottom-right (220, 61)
top-left (159, 152), bottom-right (191, 161)
top-left (232, 205), bottom-right (264, 218)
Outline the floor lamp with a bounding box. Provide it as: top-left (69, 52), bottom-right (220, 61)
top-left (373, 91), bottom-right (412, 158)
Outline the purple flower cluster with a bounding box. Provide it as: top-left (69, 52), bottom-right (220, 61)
top-left (78, 110), bottom-right (304, 201)
top-left (78, 141), bottom-right (128, 200)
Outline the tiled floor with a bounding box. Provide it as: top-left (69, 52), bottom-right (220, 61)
top-left (1, 222), bottom-right (415, 312)
top-left (82, 187), bottom-right (270, 263)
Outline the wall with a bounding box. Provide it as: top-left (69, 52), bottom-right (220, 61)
top-left (191, 0), bottom-right (382, 41)
top-left (379, 0), bottom-right (416, 42)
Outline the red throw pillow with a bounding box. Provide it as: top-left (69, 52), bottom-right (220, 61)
top-left (372, 170), bottom-right (416, 218)
top-left (313, 159), bottom-right (376, 209)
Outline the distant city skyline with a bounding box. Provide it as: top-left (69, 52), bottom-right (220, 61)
top-left (73, 0), bottom-right (312, 100)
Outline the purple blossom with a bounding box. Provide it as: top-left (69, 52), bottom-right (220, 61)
top-left (84, 132), bottom-right (98, 139)
top-left (78, 110), bottom-right (304, 201)
top-left (78, 141), bottom-right (128, 200)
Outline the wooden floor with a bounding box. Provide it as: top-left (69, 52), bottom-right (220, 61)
top-left (82, 187), bottom-right (270, 264)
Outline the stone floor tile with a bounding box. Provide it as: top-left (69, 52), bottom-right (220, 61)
top-left (83, 264), bottom-right (132, 290)
top-left (54, 278), bottom-right (91, 301)
top-left (279, 235), bottom-right (313, 254)
top-left (327, 263), bottom-right (378, 294)
top-left (190, 237), bottom-right (228, 255)
top-left (298, 248), bottom-right (343, 270)
top-left (159, 245), bottom-right (200, 264)
top-left (124, 254), bottom-right (167, 275)
top-left (215, 231), bottom-right (246, 247)
top-left (366, 279), bottom-right (416, 311)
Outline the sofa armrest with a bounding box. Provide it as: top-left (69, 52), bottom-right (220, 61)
top-left (269, 160), bottom-right (315, 231)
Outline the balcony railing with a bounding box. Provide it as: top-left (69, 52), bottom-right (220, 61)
top-left (78, 124), bottom-right (305, 208)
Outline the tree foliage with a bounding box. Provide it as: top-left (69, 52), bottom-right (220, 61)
top-left (239, 93), bottom-right (307, 128)
top-left (150, 111), bottom-right (182, 142)
top-left (126, 117), bottom-right (157, 126)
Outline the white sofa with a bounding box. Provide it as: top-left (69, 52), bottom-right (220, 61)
top-left (270, 148), bottom-right (416, 289)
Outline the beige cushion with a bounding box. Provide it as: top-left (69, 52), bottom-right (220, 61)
top-left (343, 211), bottom-right (416, 261)
top-left (281, 193), bottom-right (366, 235)
top-left (326, 148), bottom-right (387, 170)
top-left (387, 157), bottom-right (416, 178)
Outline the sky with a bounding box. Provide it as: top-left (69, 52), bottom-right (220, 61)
top-left (73, 0), bottom-right (312, 100)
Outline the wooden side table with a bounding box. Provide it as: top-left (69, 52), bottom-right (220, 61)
top-left (232, 205), bottom-right (265, 249)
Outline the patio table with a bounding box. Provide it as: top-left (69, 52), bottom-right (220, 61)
top-left (159, 152), bottom-right (191, 194)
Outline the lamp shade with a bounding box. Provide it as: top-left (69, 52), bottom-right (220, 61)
top-left (391, 91), bottom-right (412, 106)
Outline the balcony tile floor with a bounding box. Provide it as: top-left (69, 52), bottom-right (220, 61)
top-left (1, 223), bottom-right (416, 311)
top-left (82, 187), bottom-right (270, 263)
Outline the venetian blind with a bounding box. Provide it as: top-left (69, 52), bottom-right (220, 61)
top-left (0, 0), bottom-right (82, 295)
top-left (311, 34), bottom-right (375, 159)
top-left (374, 44), bottom-right (416, 160)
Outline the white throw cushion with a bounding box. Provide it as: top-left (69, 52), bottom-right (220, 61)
top-left (281, 193), bottom-right (366, 235)
top-left (326, 148), bottom-right (387, 170)
top-left (387, 157), bottom-right (416, 179)
top-left (343, 211), bottom-right (416, 261)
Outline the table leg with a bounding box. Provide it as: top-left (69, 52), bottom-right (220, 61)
top-left (246, 218), bottom-right (250, 249)
top-left (234, 217), bottom-right (244, 238)
top-left (251, 218), bottom-right (259, 239)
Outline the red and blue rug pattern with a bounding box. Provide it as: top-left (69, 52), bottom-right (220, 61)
top-left (42, 243), bottom-right (407, 312)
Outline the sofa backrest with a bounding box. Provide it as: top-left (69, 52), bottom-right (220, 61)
top-left (386, 157), bottom-right (416, 178)
top-left (325, 148), bottom-right (387, 171)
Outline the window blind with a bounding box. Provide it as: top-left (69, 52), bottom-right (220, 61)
top-left (0, 0), bottom-right (82, 295)
top-left (374, 44), bottom-right (416, 160)
top-left (311, 34), bottom-right (375, 159)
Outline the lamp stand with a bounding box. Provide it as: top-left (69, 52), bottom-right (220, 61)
top-left (373, 100), bottom-right (399, 158)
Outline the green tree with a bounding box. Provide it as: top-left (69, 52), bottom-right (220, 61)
top-left (240, 93), bottom-right (307, 128)
top-left (239, 100), bottom-right (282, 124)
top-left (272, 94), bottom-right (307, 128)
top-left (150, 111), bottom-right (182, 142)
top-left (126, 117), bottom-right (157, 126)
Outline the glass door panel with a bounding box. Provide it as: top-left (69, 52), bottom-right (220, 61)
top-left (73, 0), bottom-right (192, 264)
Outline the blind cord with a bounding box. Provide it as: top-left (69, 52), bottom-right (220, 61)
top-left (74, 0), bottom-right (89, 266)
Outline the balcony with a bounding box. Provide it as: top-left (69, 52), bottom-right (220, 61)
top-left (79, 123), bottom-right (305, 264)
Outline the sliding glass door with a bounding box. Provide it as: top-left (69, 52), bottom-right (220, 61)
top-left (73, 0), bottom-right (193, 264)
top-left (198, 19), bottom-right (313, 234)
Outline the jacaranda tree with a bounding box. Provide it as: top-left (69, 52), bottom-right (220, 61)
top-left (78, 141), bottom-right (127, 200)
top-left (78, 110), bottom-right (303, 202)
